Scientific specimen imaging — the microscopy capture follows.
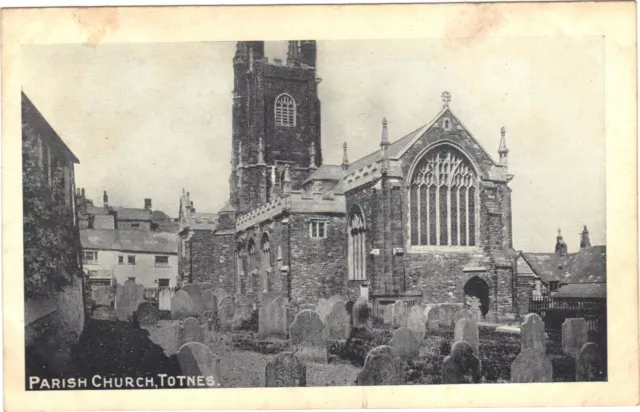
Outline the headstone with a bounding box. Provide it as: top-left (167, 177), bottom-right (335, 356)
top-left (136, 301), bottom-right (159, 327)
top-left (391, 300), bottom-right (408, 329)
top-left (92, 306), bottom-right (116, 321)
top-left (406, 305), bottom-right (427, 339)
top-left (198, 310), bottom-right (215, 326)
top-left (93, 285), bottom-right (115, 307)
top-left (383, 304), bottom-right (393, 326)
top-left (454, 317), bottom-right (479, 355)
top-left (218, 296), bottom-right (235, 327)
top-left (521, 313), bottom-right (546, 352)
top-left (259, 298), bottom-right (288, 338)
top-left (115, 279), bottom-right (144, 321)
top-left (327, 294), bottom-right (346, 306)
top-left (576, 342), bottom-right (605, 381)
top-left (265, 352), bottom-right (306, 387)
top-left (158, 288), bottom-right (173, 311)
top-left (198, 282), bottom-right (214, 291)
top-left (325, 302), bottom-right (350, 340)
top-left (171, 290), bottom-right (196, 320)
top-left (390, 327), bottom-right (421, 361)
top-left (299, 303), bottom-right (316, 311)
top-left (352, 297), bottom-right (371, 329)
top-left (562, 318), bottom-right (588, 357)
top-left (177, 342), bottom-right (221, 387)
top-left (181, 284), bottom-right (205, 314)
top-left (442, 341), bottom-right (481, 384)
top-left (424, 305), bottom-right (440, 332)
top-left (454, 308), bottom-right (472, 323)
top-left (511, 348), bottom-right (552, 383)
top-left (357, 345), bottom-right (404, 386)
top-left (213, 288), bottom-right (229, 305)
top-left (315, 298), bottom-right (331, 323)
top-left (182, 317), bottom-right (204, 344)
top-left (289, 309), bottom-right (327, 363)
top-left (231, 293), bottom-right (253, 330)
top-left (202, 289), bottom-right (218, 314)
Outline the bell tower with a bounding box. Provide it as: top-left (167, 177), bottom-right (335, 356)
top-left (229, 40), bottom-right (322, 215)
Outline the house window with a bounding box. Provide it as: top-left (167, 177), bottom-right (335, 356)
top-left (309, 220), bottom-right (327, 238)
top-left (409, 145), bottom-right (478, 247)
top-left (127, 255), bottom-right (136, 265)
top-left (82, 251), bottom-right (98, 265)
top-left (274, 93), bottom-right (296, 126)
top-left (118, 256), bottom-right (124, 265)
top-left (155, 256), bottom-right (169, 267)
top-left (348, 207), bottom-right (366, 280)
top-left (131, 223), bottom-right (140, 229)
top-left (158, 278), bottom-right (170, 287)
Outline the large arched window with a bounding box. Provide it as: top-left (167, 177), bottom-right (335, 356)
top-left (260, 233), bottom-right (271, 292)
top-left (247, 238), bottom-right (257, 272)
top-left (274, 93), bottom-right (296, 126)
top-left (348, 206), bottom-right (366, 280)
top-left (409, 145), bottom-right (478, 247)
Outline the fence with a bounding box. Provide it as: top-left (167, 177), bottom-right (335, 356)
top-left (529, 296), bottom-right (607, 334)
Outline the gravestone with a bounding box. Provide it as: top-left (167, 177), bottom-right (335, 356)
top-left (182, 317), bottom-right (204, 344)
top-left (352, 297), bottom-right (372, 329)
top-left (325, 302), bottom-right (350, 340)
top-left (289, 309), bottom-right (327, 363)
top-left (181, 284), bottom-right (206, 314)
top-left (454, 317), bottom-right (479, 355)
top-left (424, 305), bottom-right (440, 332)
top-left (198, 282), bottom-right (214, 291)
top-left (213, 288), bottom-right (229, 305)
top-left (511, 348), bottom-right (552, 383)
top-left (299, 303), bottom-right (316, 311)
top-left (454, 308), bottom-right (472, 323)
top-left (231, 293), bottom-right (253, 330)
top-left (390, 327), bottom-right (421, 361)
top-left (198, 310), bottom-right (215, 326)
top-left (265, 352), bottom-right (306, 387)
top-left (406, 305), bottom-right (427, 339)
top-left (357, 345), bottom-right (404, 386)
top-left (136, 301), bottom-right (159, 327)
top-left (383, 304), bottom-right (393, 326)
top-left (391, 300), bottom-right (408, 329)
top-left (442, 341), bottom-right (481, 384)
top-left (259, 298), bottom-right (288, 338)
top-left (327, 294), bottom-right (346, 306)
top-left (521, 313), bottom-right (546, 352)
top-left (171, 290), bottom-right (196, 320)
top-left (92, 306), bottom-right (116, 321)
top-left (562, 318), bottom-right (589, 357)
top-left (202, 289), bottom-right (218, 314)
top-left (177, 342), bottom-right (221, 387)
top-left (158, 288), bottom-right (173, 311)
top-left (218, 296), bottom-right (235, 328)
top-left (315, 298), bottom-right (331, 323)
top-left (576, 342), bottom-right (605, 381)
top-left (93, 285), bottom-right (115, 307)
top-left (115, 280), bottom-right (144, 321)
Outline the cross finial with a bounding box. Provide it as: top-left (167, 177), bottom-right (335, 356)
top-left (441, 91), bottom-right (451, 107)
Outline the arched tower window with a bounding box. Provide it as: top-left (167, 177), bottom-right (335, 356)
top-left (348, 206), bottom-right (366, 280)
top-left (260, 233), bottom-right (271, 292)
top-left (274, 93), bottom-right (296, 126)
top-left (247, 238), bottom-right (256, 272)
top-left (410, 145), bottom-right (478, 247)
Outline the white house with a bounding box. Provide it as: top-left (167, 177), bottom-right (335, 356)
top-left (80, 229), bottom-right (178, 287)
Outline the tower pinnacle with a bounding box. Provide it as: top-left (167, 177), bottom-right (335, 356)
top-left (342, 142), bottom-right (349, 171)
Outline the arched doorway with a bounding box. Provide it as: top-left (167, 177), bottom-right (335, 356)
top-left (463, 276), bottom-right (490, 320)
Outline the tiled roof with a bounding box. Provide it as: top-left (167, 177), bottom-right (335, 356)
top-left (303, 165), bottom-right (345, 185)
top-left (554, 283), bottom-right (606, 298)
top-left (521, 246), bottom-right (606, 284)
top-left (85, 205), bottom-right (110, 216)
top-left (116, 208), bottom-right (152, 221)
top-left (521, 253), bottom-right (566, 282)
top-left (80, 229), bottom-right (178, 254)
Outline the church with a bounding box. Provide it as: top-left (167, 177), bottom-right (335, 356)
top-left (178, 40), bottom-right (525, 322)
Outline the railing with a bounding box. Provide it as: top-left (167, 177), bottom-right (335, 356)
top-left (529, 296), bottom-right (606, 334)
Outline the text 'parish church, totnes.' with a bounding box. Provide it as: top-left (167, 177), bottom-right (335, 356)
top-left (177, 40), bottom-right (600, 322)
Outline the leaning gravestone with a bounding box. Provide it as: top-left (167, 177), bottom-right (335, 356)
top-left (442, 340), bottom-right (481, 384)
top-left (136, 301), bottom-right (159, 327)
top-left (289, 309), bottom-right (327, 364)
top-left (511, 348), bottom-right (552, 383)
top-left (383, 304), bottom-right (393, 327)
top-left (424, 305), bottom-right (440, 332)
top-left (115, 279), bottom-right (144, 321)
top-left (391, 301), bottom-right (408, 329)
top-left (171, 290), bottom-right (196, 320)
top-left (407, 305), bottom-right (427, 339)
top-left (521, 313), bottom-right (546, 352)
top-left (218, 296), bottom-right (235, 328)
top-left (181, 284), bottom-right (206, 314)
top-left (93, 285), bottom-right (115, 307)
top-left (576, 342), bottom-right (605, 381)
top-left (352, 297), bottom-right (372, 329)
top-left (265, 352), bottom-right (306, 387)
top-left (92, 306), bottom-right (117, 321)
top-left (357, 345), bottom-right (405, 386)
top-left (202, 289), bottom-right (218, 314)
top-left (562, 318), bottom-right (589, 358)
top-left (259, 298), bottom-right (288, 339)
top-left (326, 302), bottom-right (350, 340)
top-left (231, 293), bottom-right (253, 330)
top-left (454, 317), bottom-right (480, 356)
top-left (177, 342), bottom-right (221, 387)
top-left (315, 298), bottom-right (331, 323)
top-left (390, 327), bottom-right (421, 361)
top-left (182, 317), bottom-right (204, 344)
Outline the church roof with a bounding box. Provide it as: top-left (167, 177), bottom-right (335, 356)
top-left (554, 283), bottom-right (606, 299)
top-left (303, 165), bottom-right (345, 185)
top-left (520, 246), bottom-right (606, 284)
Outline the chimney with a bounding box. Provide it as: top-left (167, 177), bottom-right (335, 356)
top-left (580, 225), bottom-right (591, 249)
top-left (144, 198), bottom-right (152, 211)
top-left (103, 190), bottom-right (109, 210)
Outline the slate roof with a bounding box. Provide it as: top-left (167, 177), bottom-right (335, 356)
top-left (85, 205), bottom-right (110, 216)
top-left (116, 208), bottom-right (152, 221)
top-left (80, 229), bottom-right (178, 254)
top-left (554, 283), bottom-right (606, 299)
top-left (521, 246), bottom-right (606, 284)
top-left (303, 165), bottom-right (345, 185)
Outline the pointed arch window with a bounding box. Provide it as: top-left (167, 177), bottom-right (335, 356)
top-left (410, 145), bottom-right (478, 247)
top-left (260, 233), bottom-right (271, 292)
top-left (247, 238), bottom-right (257, 272)
top-left (275, 94), bottom-right (296, 126)
top-left (348, 207), bottom-right (366, 280)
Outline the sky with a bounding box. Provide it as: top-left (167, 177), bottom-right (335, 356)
top-left (21, 37), bottom-right (605, 252)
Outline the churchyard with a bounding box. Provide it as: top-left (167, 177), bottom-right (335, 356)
top-left (84, 279), bottom-right (607, 388)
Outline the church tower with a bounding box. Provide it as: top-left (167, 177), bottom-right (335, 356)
top-left (230, 40), bottom-right (322, 215)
